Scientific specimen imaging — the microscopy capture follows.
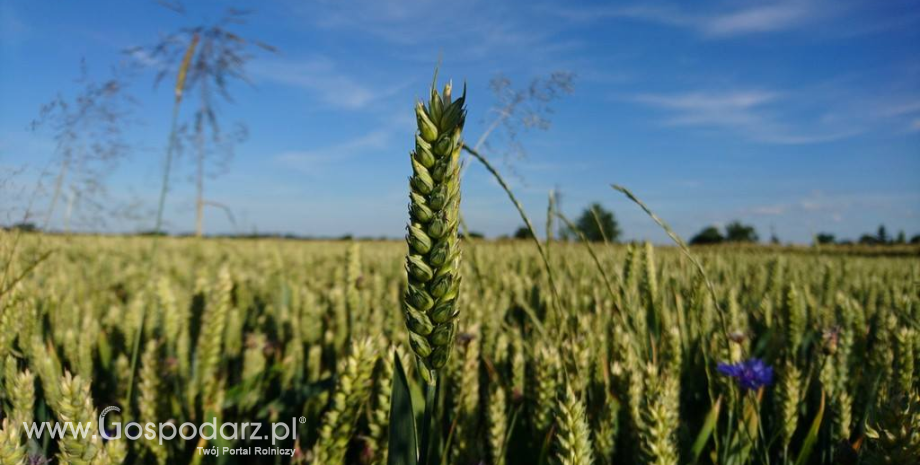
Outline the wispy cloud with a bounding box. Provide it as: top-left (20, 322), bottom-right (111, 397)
top-left (274, 129), bottom-right (390, 173)
top-left (551, 1), bottom-right (826, 38)
top-left (630, 89), bottom-right (857, 144)
top-left (288, 0), bottom-right (567, 62)
top-left (742, 190), bottom-right (920, 223)
top-left (252, 57), bottom-right (409, 110)
top-left (703, 3), bottom-right (815, 36)
top-left (273, 109), bottom-right (414, 174)
top-left (0, 3), bottom-right (30, 47)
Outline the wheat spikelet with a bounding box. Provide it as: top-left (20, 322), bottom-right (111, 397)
top-left (30, 335), bottom-right (63, 407)
top-left (624, 339), bottom-right (646, 434)
top-left (223, 298), bottom-right (245, 359)
top-left (345, 243), bottom-right (362, 337)
top-left (449, 331), bottom-right (481, 463)
top-left (556, 383), bottom-right (594, 465)
top-left (192, 266), bottom-right (232, 407)
top-left (622, 243), bottom-right (640, 294)
top-left (157, 276), bottom-right (180, 347)
top-left (783, 284), bottom-right (806, 357)
top-left (895, 327), bottom-right (915, 395)
top-left (511, 331), bottom-right (526, 399)
top-left (639, 364), bottom-right (679, 465)
top-left (53, 371), bottom-right (104, 465)
top-left (488, 381), bottom-right (508, 465)
top-left (662, 326), bottom-right (682, 374)
top-left (836, 390), bottom-right (853, 441)
top-left (872, 313), bottom-right (897, 404)
top-left (594, 396), bottom-right (621, 465)
top-left (0, 419), bottom-right (26, 465)
top-left (863, 390), bottom-right (920, 465)
top-left (6, 367), bottom-right (35, 429)
top-left (0, 289), bottom-right (23, 360)
top-left (532, 342), bottom-right (561, 434)
top-left (139, 340), bottom-right (167, 465)
top-left (76, 315), bottom-right (96, 380)
top-left (310, 337), bottom-right (378, 464)
top-left (113, 355), bottom-right (130, 407)
top-left (404, 76), bottom-right (466, 382)
top-left (777, 360), bottom-right (801, 451)
top-left (241, 332), bottom-right (268, 383)
top-left (99, 438), bottom-right (128, 465)
top-left (565, 335), bottom-right (592, 395)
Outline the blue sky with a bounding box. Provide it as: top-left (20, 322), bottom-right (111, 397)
top-left (1, 0), bottom-right (918, 242)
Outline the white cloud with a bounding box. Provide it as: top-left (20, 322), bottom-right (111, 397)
top-left (874, 99), bottom-right (920, 118)
top-left (751, 205), bottom-right (787, 216)
top-left (272, 108), bottom-right (415, 174)
top-left (274, 129), bottom-right (390, 172)
top-left (289, 0), bottom-right (564, 61)
top-left (0, 4), bottom-right (30, 47)
top-left (742, 191), bottom-right (920, 224)
top-left (551, 1), bottom-right (824, 38)
top-left (251, 57), bottom-right (408, 110)
top-left (703, 3), bottom-right (814, 36)
top-left (630, 89), bottom-right (856, 144)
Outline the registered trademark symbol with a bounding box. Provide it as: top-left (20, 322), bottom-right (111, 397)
top-left (299, 417), bottom-right (306, 424)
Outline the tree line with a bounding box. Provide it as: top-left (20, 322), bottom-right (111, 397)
top-left (504, 203), bottom-right (920, 246)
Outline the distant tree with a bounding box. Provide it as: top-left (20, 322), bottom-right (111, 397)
top-left (815, 233), bottom-right (836, 245)
top-left (5, 222), bottom-right (39, 233)
top-left (690, 226), bottom-right (724, 245)
top-left (895, 230), bottom-right (906, 244)
top-left (573, 203), bottom-right (621, 242)
top-left (911, 234), bottom-right (920, 244)
top-left (769, 225), bottom-right (780, 245)
top-left (725, 221), bottom-right (759, 243)
top-left (877, 225), bottom-right (888, 244)
top-left (858, 234), bottom-right (878, 245)
top-left (513, 226), bottom-right (534, 240)
top-left (136, 229), bottom-right (168, 237)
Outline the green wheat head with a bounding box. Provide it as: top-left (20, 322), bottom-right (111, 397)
top-left (556, 382), bottom-right (595, 465)
top-left (403, 74), bottom-right (466, 383)
top-left (0, 418), bottom-right (27, 465)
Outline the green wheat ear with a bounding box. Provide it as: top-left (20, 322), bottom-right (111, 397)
top-left (404, 76), bottom-right (466, 384)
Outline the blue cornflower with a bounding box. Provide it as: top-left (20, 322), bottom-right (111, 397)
top-left (717, 358), bottom-right (774, 390)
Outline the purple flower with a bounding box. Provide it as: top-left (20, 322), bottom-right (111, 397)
top-left (717, 358), bottom-right (774, 390)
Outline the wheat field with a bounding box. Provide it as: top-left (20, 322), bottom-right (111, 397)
top-left (0, 233), bottom-right (917, 464)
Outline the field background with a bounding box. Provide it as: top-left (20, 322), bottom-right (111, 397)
top-left (0, 233), bottom-right (917, 464)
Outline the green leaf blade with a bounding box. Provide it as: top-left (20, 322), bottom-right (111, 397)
top-left (388, 352), bottom-right (418, 465)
